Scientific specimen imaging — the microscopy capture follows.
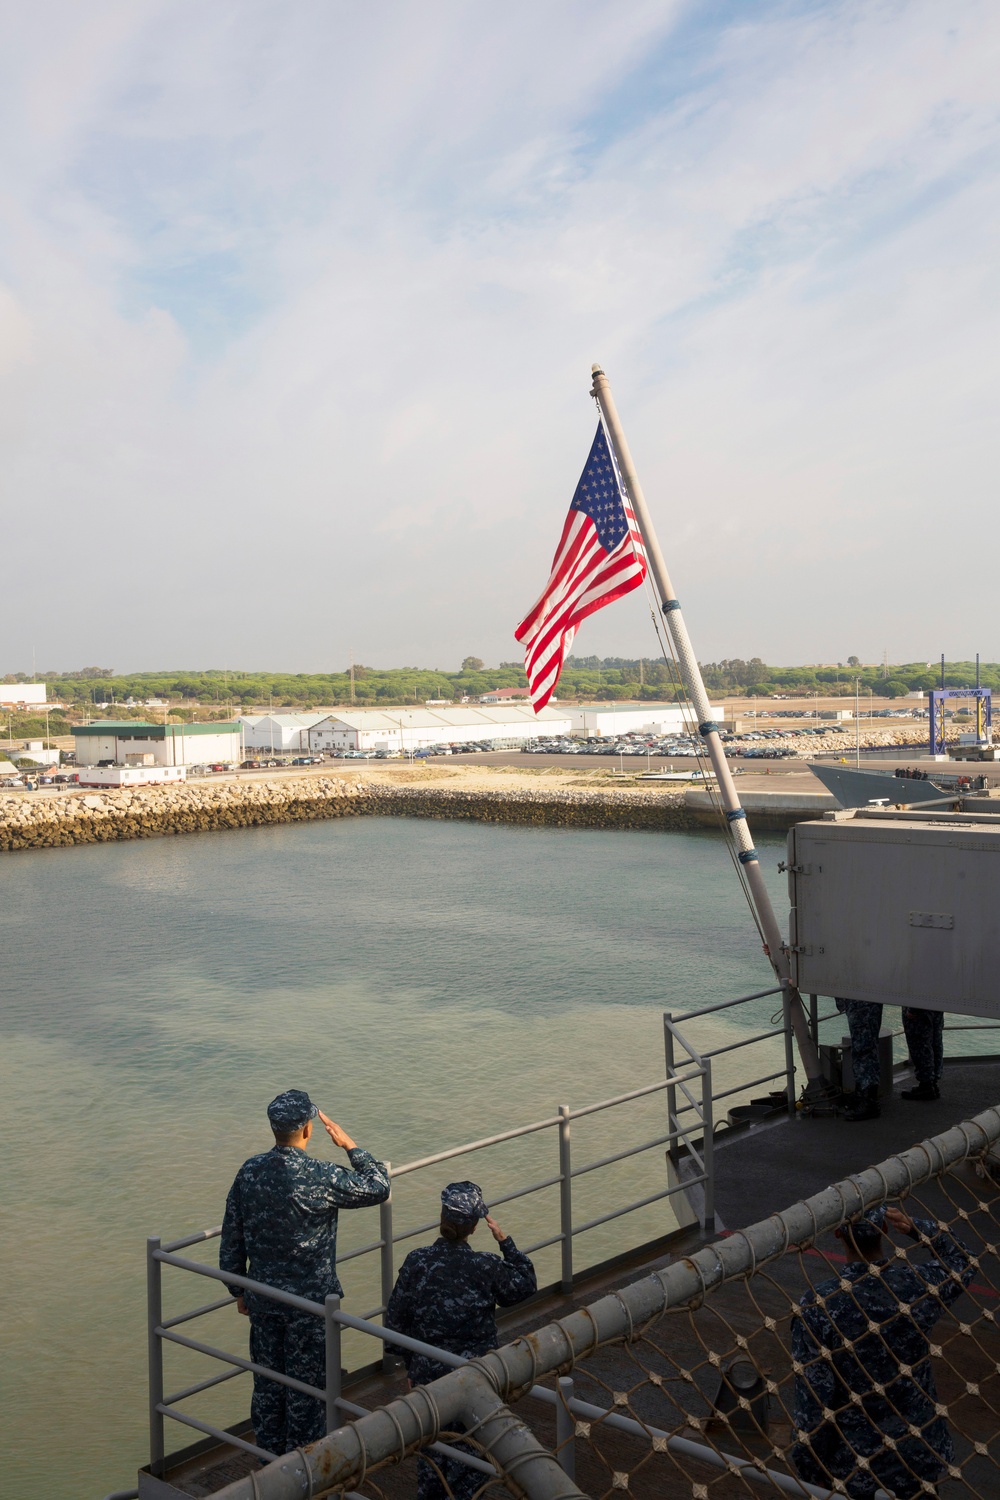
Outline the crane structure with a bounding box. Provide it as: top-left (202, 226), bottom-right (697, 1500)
top-left (928, 687), bottom-right (992, 758)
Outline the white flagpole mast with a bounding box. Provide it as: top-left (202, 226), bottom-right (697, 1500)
top-left (590, 363), bottom-right (822, 1088)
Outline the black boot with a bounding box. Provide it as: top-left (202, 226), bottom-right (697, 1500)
top-left (901, 1081), bottom-right (940, 1102)
top-left (841, 1085), bottom-right (880, 1121)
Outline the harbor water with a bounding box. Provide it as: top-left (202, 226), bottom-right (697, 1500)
top-left (0, 815), bottom-right (978, 1498)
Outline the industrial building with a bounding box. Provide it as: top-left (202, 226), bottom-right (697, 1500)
top-left (479, 687), bottom-right (532, 703)
top-left (73, 721), bottom-right (242, 768)
top-left (12, 740), bottom-right (59, 767)
top-left (308, 705), bottom-right (572, 754)
top-left (564, 703), bottom-right (721, 737)
top-left (0, 682), bottom-right (46, 706)
top-left (238, 713), bottom-right (330, 752)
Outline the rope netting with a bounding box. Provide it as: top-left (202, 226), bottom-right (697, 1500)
top-left (340, 1146), bottom-right (1000, 1500)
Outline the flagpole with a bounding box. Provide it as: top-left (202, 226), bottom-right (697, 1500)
top-left (590, 363), bottom-right (822, 1088)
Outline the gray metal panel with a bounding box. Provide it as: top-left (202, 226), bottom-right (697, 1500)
top-left (788, 818), bottom-right (1000, 1018)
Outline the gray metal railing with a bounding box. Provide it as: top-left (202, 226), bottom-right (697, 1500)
top-left (210, 1104), bottom-right (1000, 1500)
top-left (664, 983), bottom-right (796, 1233)
top-left (143, 1056), bottom-right (713, 1482)
top-left (140, 983), bottom-right (817, 1484)
top-left (128, 987), bottom-right (1000, 1493)
top-left (664, 988), bottom-right (1000, 1236)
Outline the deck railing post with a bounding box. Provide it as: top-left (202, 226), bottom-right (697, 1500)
top-left (556, 1376), bottom-right (576, 1480)
top-left (809, 993), bottom-right (819, 1049)
top-left (379, 1166), bottom-right (397, 1374)
top-left (325, 1295), bottom-right (342, 1433)
top-left (663, 1013), bottom-right (677, 1160)
top-left (782, 987), bottom-right (797, 1115)
top-left (700, 1060), bottom-right (715, 1235)
top-left (146, 1236), bottom-right (165, 1477)
top-left (558, 1105), bottom-right (573, 1293)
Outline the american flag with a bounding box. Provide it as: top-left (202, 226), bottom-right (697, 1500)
top-left (515, 424), bottom-right (648, 711)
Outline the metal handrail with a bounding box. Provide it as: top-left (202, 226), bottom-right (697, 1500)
top-left (390, 1113), bottom-right (562, 1176)
top-left (663, 985), bottom-right (798, 1239)
top-left (671, 985), bottom-right (783, 1024)
top-left (134, 990), bottom-right (1000, 1500)
top-left (160, 1295), bottom-right (234, 1329)
top-left (566, 1076), bottom-right (677, 1119)
top-left (143, 1051), bottom-right (714, 1486)
top-left (700, 1023), bottom-right (786, 1059)
top-left (153, 979), bottom-right (949, 1489)
top-left (163, 1366), bottom-right (244, 1406)
top-left (709, 1067), bottom-right (790, 1106)
top-left (570, 1131), bottom-right (673, 1179)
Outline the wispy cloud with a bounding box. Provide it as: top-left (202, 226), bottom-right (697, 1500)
top-left (1, 0), bottom-right (998, 671)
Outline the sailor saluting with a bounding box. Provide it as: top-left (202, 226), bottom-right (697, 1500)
top-left (220, 1089), bottom-right (389, 1458)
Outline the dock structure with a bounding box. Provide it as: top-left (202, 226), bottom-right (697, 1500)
top-left (120, 999), bottom-right (1000, 1500)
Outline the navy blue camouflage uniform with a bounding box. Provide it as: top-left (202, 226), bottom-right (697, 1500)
top-left (385, 1227), bottom-right (536, 1498)
top-left (836, 997), bottom-right (883, 1093)
top-left (791, 1216), bottom-right (973, 1498)
top-left (902, 1007), bottom-right (944, 1088)
top-left (220, 1138), bottom-right (389, 1457)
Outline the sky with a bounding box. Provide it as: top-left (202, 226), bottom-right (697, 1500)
top-left (2, 0), bottom-right (999, 675)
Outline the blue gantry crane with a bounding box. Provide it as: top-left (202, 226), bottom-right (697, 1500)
top-left (928, 687), bottom-right (992, 758)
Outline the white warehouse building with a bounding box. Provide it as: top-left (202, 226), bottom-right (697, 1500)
top-left (238, 713), bottom-right (331, 752)
top-left (308, 705), bottom-right (572, 754)
top-left (565, 703), bottom-right (722, 737)
top-left (73, 721), bottom-right (242, 767)
top-left (0, 682), bottom-right (46, 706)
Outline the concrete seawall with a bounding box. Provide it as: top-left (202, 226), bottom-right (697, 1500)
top-left (0, 776), bottom-right (703, 851)
top-left (682, 786), bottom-right (838, 830)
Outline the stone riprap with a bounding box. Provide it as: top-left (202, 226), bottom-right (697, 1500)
top-left (0, 775), bottom-right (698, 852)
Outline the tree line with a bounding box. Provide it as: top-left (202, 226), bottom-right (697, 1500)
top-left (2, 658), bottom-right (996, 716)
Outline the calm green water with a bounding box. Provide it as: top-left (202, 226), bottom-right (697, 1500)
top-left (0, 817), bottom-right (809, 1496)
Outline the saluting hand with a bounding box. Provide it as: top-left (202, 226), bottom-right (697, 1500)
top-left (318, 1109), bottom-right (357, 1151)
top-left (485, 1214), bottom-right (506, 1243)
top-left (885, 1206), bottom-right (917, 1237)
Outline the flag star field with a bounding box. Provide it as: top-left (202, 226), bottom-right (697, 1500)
top-left (570, 430), bottom-right (630, 552)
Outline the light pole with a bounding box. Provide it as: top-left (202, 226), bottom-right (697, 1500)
top-left (855, 678), bottom-right (861, 767)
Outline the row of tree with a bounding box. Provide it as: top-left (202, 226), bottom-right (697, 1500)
top-left (2, 659), bottom-right (996, 713)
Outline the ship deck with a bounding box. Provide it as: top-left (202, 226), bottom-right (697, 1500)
top-left (712, 1053), bottom-right (1000, 1230)
top-left (143, 1054), bottom-right (1000, 1499)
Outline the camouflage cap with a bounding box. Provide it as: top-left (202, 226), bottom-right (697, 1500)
top-left (441, 1180), bottom-right (489, 1222)
top-left (836, 1204), bottom-right (887, 1251)
top-left (267, 1089), bottom-right (318, 1131)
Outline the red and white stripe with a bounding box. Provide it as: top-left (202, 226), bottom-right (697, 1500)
top-left (515, 495), bottom-right (647, 712)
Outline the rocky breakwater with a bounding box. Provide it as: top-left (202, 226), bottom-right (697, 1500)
top-left (360, 781), bottom-right (696, 832)
top-left (0, 774), bottom-right (697, 852)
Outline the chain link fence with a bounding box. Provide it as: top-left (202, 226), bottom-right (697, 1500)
top-left (215, 1106), bottom-right (1000, 1500)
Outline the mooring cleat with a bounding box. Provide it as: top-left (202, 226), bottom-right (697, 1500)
top-left (798, 1078), bottom-right (841, 1117)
